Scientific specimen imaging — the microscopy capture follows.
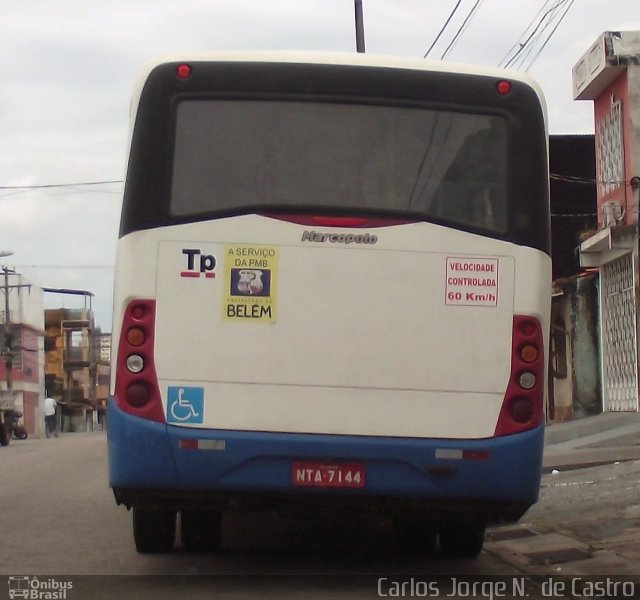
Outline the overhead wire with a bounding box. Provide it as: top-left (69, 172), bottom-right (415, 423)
top-left (423, 0), bottom-right (464, 58)
top-left (0, 180), bottom-right (122, 190)
top-left (0, 180), bottom-right (123, 201)
top-left (522, 0), bottom-right (576, 71)
top-left (501, 0), bottom-right (574, 71)
top-left (500, 0), bottom-right (560, 68)
top-left (440, 0), bottom-right (485, 60)
top-left (498, 0), bottom-right (553, 68)
top-left (511, 0), bottom-right (568, 70)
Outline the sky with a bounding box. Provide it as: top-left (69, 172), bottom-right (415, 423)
top-left (1, 0), bottom-right (638, 331)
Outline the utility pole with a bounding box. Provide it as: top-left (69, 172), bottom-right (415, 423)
top-left (354, 0), bottom-right (366, 53)
top-left (1, 267), bottom-right (30, 409)
top-left (0, 263), bottom-right (30, 445)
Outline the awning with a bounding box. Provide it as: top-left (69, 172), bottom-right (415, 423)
top-left (579, 225), bottom-right (635, 267)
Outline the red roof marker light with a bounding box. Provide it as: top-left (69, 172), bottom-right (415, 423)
top-left (176, 64), bottom-right (192, 79)
top-left (496, 80), bottom-right (512, 95)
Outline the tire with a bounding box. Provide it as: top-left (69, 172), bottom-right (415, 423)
top-left (0, 416), bottom-right (11, 446)
top-left (12, 426), bottom-right (28, 440)
top-left (393, 516), bottom-right (438, 555)
top-left (181, 511), bottom-right (222, 553)
top-left (132, 507), bottom-right (176, 553)
top-left (439, 522), bottom-right (485, 559)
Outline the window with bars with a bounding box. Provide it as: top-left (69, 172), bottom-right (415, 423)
top-left (598, 102), bottom-right (624, 197)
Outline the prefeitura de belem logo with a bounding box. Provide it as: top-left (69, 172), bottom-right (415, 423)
top-left (8, 576), bottom-right (73, 600)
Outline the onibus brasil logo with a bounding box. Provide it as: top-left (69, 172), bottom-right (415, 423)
top-left (8, 576), bottom-right (73, 600)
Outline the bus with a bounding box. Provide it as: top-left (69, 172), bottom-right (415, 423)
top-left (108, 52), bottom-right (551, 558)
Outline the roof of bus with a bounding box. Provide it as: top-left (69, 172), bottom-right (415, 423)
top-left (123, 51), bottom-right (548, 162)
top-left (133, 50), bottom-right (546, 105)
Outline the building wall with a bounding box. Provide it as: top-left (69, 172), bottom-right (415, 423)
top-left (571, 274), bottom-right (602, 417)
top-left (573, 31), bottom-right (640, 414)
top-left (593, 70), bottom-right (632, 222)
top-left (22, 391), bottom-right (39, 434)
top-left (44, 307), bottom-right (100, 432)
top-left (630, 65), bottom-right (640, 184)
top-left (550, 294), bottom-right (574, 422)
top-left (0, 273), bottom-right (45, 435)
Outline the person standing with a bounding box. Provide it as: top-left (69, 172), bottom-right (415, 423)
top-left (43, 396), bottom-right (58, 438)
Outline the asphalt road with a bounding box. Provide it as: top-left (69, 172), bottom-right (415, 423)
top-left (0, 431), bottom-right (537, 599)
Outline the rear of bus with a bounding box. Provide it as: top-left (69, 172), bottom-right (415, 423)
top-left (108, 53), bottom-right (551, 556)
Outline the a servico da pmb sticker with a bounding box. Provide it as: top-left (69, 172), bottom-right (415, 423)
top-left (223, 244), bottom-right (278, 322)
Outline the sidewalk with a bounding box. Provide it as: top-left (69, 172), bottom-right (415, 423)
top-left (485, 412), bottom-right (640, 577)
top-left (543, 411), bottom-right (640, 472)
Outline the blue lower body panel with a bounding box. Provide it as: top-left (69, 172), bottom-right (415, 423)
top-left (108, 398), bottom-right (544, 523)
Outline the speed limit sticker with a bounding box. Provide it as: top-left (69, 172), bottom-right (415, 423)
top-left (445, 257), bottom-right (499, 307)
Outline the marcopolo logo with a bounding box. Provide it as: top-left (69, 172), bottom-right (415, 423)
top-left (8, 576), bottom-right (73, 600)
top-left (301, 230), bottom-right (378, 245)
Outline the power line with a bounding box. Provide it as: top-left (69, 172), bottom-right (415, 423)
top-left (500, 0), bottom-right (557, 68)
top-left (498, 0), bottom-right (553, 68)
top-left (14, 264), bottom-right (114, 270)
top-left (501, 0), bottom-right (570, 70)
top-left (550, 173), bottom-right (629, 186)
top-left (423, 0), bottom-right (464, 58)
top-left (511, 0), bottom-right (569, 70)
top-left (0, 188), bottom-right (121, 203)
top-left (523, 0), bottom-right (575, 72)
top-left (0, 180), bottom-right (123, 190)
top-left (440, 0), bottom-right (484, 60)
top-left (551, 212), bottom-right (597, 217)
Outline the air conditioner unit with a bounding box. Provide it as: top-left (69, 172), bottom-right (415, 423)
top-left (602, 201), bottom-right (623, 227)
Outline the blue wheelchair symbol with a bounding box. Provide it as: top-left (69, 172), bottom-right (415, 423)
top-left (167, 387), bottom-right (204, 424)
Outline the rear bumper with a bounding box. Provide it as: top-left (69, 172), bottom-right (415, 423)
top-left (108, 398), bottom-right (543, 523)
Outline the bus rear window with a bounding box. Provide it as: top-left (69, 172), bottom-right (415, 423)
top-left (170, 100), bottom-right (508, 232)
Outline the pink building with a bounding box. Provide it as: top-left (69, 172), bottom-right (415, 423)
top-left (0, 270), bottom-right (45, 436)
top-left (576, 31), bottom-right (640, 412)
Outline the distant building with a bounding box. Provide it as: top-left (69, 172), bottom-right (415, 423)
top-left (44, 307), bottom-right (101, 432)
top-left (94, 331), bottom-right (111, 427)
top-left (0, 270), bottom-right (45, 435)
top-left (98, 333), bottom-right (111, 363)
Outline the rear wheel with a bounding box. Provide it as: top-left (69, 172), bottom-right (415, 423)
top-left (14, 427), bottom-right (27, 440)
top-left (181, 511), bottom-right (222, 552)
top-left (393, 516), bottom-right (438, 555)
top-left (132, 507), bottom-right (176, 553)
top-left (439, 522), bottom-right (485, 559)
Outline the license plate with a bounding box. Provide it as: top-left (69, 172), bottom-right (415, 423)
top-left (292, 462), bottom-right (366, 488)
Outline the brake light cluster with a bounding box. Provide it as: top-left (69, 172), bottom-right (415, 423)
top-left (114, 300), bottom-right (165, 422)
top-left (494, 316), bottom-right (545, 436)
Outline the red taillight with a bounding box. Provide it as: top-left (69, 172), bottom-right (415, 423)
top-left (520, 320), bottom-right (536, 336)
top-left (131, 304), bottom-right (146, 320)
top-left (510, 397), bottom-right (534, 423)
top-left (125, 382), bottom-right (151, 408)
top-left (494, 316), bottom-right (545, 436)
top-left (114, 299), bottom-right (164, 422)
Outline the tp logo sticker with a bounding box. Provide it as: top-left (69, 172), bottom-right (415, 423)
top-left (167, 386), bottom-right (204, 424)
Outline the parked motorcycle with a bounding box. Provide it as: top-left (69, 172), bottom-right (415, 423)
top-left (8, 410), bottom-right (28, 440)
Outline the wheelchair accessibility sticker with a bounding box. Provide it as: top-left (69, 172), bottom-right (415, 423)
top-left (167, 386), bottom-right (204, 424)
